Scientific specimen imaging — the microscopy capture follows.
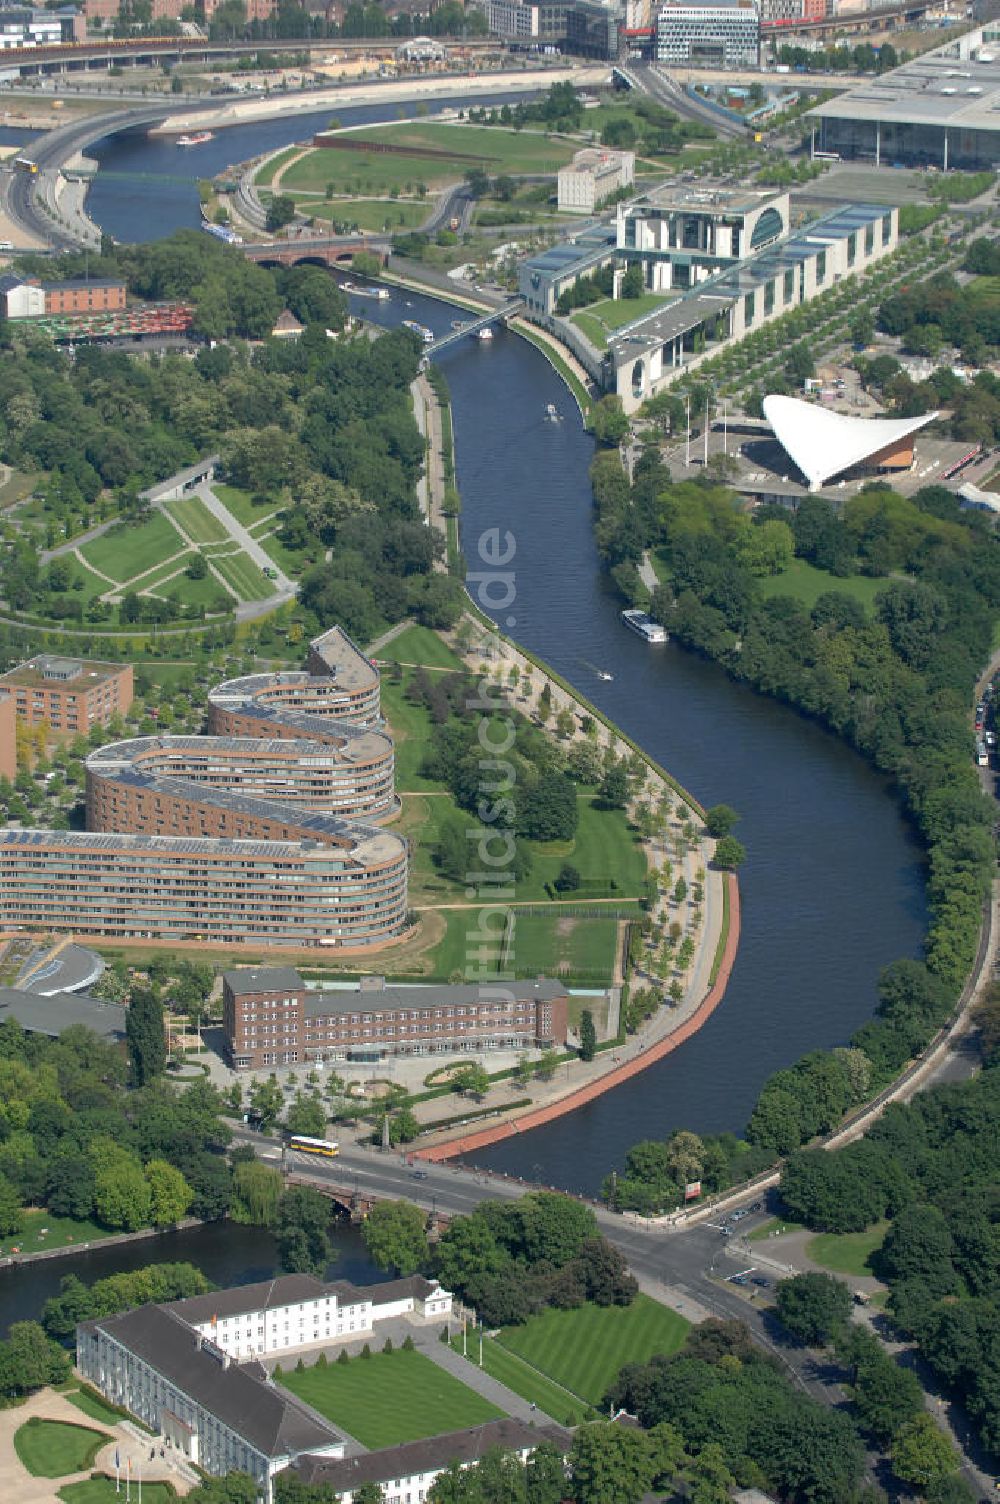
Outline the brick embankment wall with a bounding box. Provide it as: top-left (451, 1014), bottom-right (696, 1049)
top-left (415, 871), bottom-right (741, 1162)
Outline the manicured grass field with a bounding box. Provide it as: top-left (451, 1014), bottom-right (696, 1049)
top-left (498, 1296), bottom-right (689, 1406)
top-left (757, 559), bottom-right (886, 613)
top-left (361, 123), bottom-right (577, 175)
top-left (380, 675), bottom-right (452, 791)
top-left (507, 913), bottom-right (621, 982)
top-left (277, 1349), bottom-right (503, 1448)
top-left (81, 513), bottom-right (185, 584)
top-left (378, 624), bottom-right (464, 671)
top-left (210, 552), bottom-right (273, 602)
top-left (748, 1216), bottom-right (802, 1243)
top-left (450, 1334), bottom-right (590, 1425)
top-left (0, 1208), bottom-right (112, 1257)
top-left (64, 1390), bottom-right (127, 1427)
top-left (151, 569), bottom-right (233, 612)
top-left (59, 1481), bottom-right (177, 1504)
top-left (806, 1222), bottom-right (888, 1278)
top-left (60, 556), bottom-right (111, 602)
top-left (303, 196), bottom-right (429, 231)
top-left (570, 293), bottom-right (678, 349)
top-left (211, 483), bottom-right (273, 528)
top-left (14, 1419), bottom-right (110, 1478)
top-left (165, 494), bottom-right (229, 545)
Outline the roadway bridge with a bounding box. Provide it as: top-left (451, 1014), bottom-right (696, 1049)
top-left (241, 235), bottom-right (390, 268)
top-left (425, 298), bottom-right (524, 355)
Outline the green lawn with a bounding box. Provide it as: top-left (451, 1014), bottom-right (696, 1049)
top-left (756, 559), bottom-right (886, 613)
top-left (152, 569), bottom-right (233, 612)
top-left (60, 556), bottom-right (112, 603)
top-left (806, 1222), bottom-right (888, 1278)
top-left (377, 624), bottom-right (464, 671)
top-left (381, 674), bottom-right (450, 791)
top-left (81, 513), bottom-right (185, 584)
top-left (210, 552), bottom-right (274, 602)
top-left (14, 1420), bottom-right (110, 1478)
top-left (361, 122), bottom-right (577, 174)
top-left (498, 1296), bottom-right (689, 1406)
top-left (59, 1481), bottom-right (177, 1504)
top-left (256, 528), bottom-right (319, 579)
top-left (748, 1216), bottom-right (803, 1243)
top-left (450, 1333), bottom-right (590, 1425)
top-left (64, 1390), bottom-right (127, 1427)
top-left (570, 293), bottom-right (678, 349)
top-left (210, 483), bottom-right (273, 528)
top-left (505, 913), bottom-right (621, 982)
top-left (302, 196), bottom-right (429, 231)
top-left (165, 494), bottom-right (229, 545)
top-left (1, 1208), bottom-right (112, 1257)
top-left (277, 1349), bottom-right (503, 1448)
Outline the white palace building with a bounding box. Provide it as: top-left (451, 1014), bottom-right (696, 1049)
top-left (77, 1273), bottom-right (454, 1503)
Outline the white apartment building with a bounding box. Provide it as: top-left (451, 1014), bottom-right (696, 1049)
top-left (557, 148), bottom-right (636, 213)
top-left (656, 0), bottom-right (760, 67)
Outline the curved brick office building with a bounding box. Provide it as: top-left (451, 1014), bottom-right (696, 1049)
top-left (0, 628), bottom-right (408, 950)
top-left (209, 624), bottom-right (382, 734)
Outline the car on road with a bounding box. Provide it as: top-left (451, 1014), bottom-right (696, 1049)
top-left (751, 1276), bottom-right (770, 1288)
top-left (411, 1169), bottom-right (428, 1179)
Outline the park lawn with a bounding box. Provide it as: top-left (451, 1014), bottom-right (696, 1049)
top-left (282, 146), bottom-right (463, 196)
top-left (257, 529), bottom-right (320, 579)
top-left (377, 624), bottom-right (464, 671)
top-left (570, 293), bottom-right (678, 348)
top-left (129, 555), bottom-right (195, 594)
top-left (152, 569), bottom-right (233, 612)
top-left (0, 468), bottom-right (40, 509)
top-left (968, 275), bottom-right (1000, 309)
top-left (60, 556), bottom-right (113, 603)
top-left (1, 1208), bottom-right (112, 1257)
top-left (361, 123), bottom-right (577, 175)
top-left (81, 512), bottom-right (184, 584)
top-left (504, 914), bottom-right (621, 982)
top-left (14, 1419), bottom-right (111, 1478)
top-left (64, 1390), bottom-right (127, 1427)
top-left (210, 552), bottom-right (273, 602)
top-left (165, 494), bottom-right (230, 545)
top-left (211, 483), bottom-right (273, 528)
top-left (806, 1221), bottom-right (889, 1278)
top-left (499, 1296), bottom-right (689, 1406)
top-left (380, 674), bottom-right (449, 791)
top-left (59, 1482), bottom-right (177, 1504)
top-left (567, 989), bottom-right (611, 1036)
top-left (748, 1216), bottom-right (803, 1242)
top-left (450, 1333), bottom-right (590, 1425)
top-left (278, 1349), bottom-right (503, 1448)
top-left (757, 559), bottom-right (886, 613)
top-left (303, 197), bottom-right (429, 231)
top-left (524, 796), bottom-right (647, 900)
top-left (254, 144), bottom-right (299, 186)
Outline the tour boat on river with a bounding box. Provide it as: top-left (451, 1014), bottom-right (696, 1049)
top-left (621, 608), bottom-right (667, 643)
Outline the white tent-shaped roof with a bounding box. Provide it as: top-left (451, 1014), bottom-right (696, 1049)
top-left (763, 395), bottom-right (938, 492)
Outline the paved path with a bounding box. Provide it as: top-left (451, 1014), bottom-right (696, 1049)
top-left (410, 372), bottom-right (449, 570)
top-left (411, 1323), bottom-right (566, 1428)
top-left (196, 483), bottom-right (294, 594)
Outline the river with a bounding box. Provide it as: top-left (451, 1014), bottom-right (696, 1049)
top-left (82, 110), bottom-right (925, 1199)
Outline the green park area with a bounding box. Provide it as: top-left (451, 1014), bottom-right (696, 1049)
top-left (496, 1296), bottom-right (689, 1407)
top-left (67, 487), bottom-right (280, 611)
top-left (451, 1330), bottom-right (591, 1425)
top-left (14, 1419), bottom-right (110, 1478)
top-left (295, 197), bottom-right (430, 232)
top-left (266, 123), bottom-right (576, 199)
top-left (806, 1222), bottom-right (889, 1278)
top-left (59, 1482), bottom-right (177, 1504)
top-left (571, 293), bottom-right (677, 350)
top-left (277, 1348), bottom-right (503, 1448)
top-left (757, 559), bottom-right (886, 613)
top-left (0, 1208), bottom-right (113, 1257)
top-left (64, 1388), bottom-right (130, 1428)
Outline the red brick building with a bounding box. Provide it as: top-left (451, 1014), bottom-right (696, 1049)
top-left (0, 655), bottom-right (133, 737)
top-left (0, 694), bottom-right (16, 780)
top-left (43, 280), bottom-right (126, 316)
top-left (223, 966), bottom-right (569, 1070)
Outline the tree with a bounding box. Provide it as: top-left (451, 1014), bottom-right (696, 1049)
top-left (775, 1272), bottom-right (852, 1346)
top-left (599, 763), bottom-right (630, 809)
top-left (579, 1009), bottom-right (597, 1061)
top-left (126, 987), bottom-right (165, 1086)
top-left (554, 862), bottom-right (580, 894)
top-left (0, 1173), bottom-right (24, 1237)
top-left (145, 1158), bottom-right (193, 1226)
top-left (354, 1485), bottom-right (387, 1504)
top-left (713, 836), bottom-right (746, 870)
top-left (286, 1093), bottom-right (328, 1139)
top-left (452, 1062), bottom-right (491, 1099)
top-left (704, 804), bottom-right (738, 838)
top-left (525, 1440), bottom-right (566, 1504)
top-left (248, 1076), bottom-right (284, 1130)
top-left (266, 194), bottom-right (297, 233)
top-left (231, 1160), bottom-right (283, 1226)
top-left (892, 1415), bottom-right (959, 1490)
top-left (276, 1186), bottom-right (332, 1277)
top-left (571, 1422), bottom-right (660, 1504)
top-left (590, 395), bottom-right (630, 448)
top-left (94, 1152), bottom-right (153, 1232)
top-left (362, 1199), bottom-right (429, 1275)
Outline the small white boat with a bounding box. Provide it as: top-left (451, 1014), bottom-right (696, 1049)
top-left (403, 319), bottom-right (434, 344)
top-left (176, 131), bottom-right (213, 147)
top-left (621, 608), bottom-right (667, 644)
top-left (545, 403), bottom-right (562, 422)
top-left (477, 327), bottom-right (494, 342)
top-left (597, 670), bottom-right (614, 682)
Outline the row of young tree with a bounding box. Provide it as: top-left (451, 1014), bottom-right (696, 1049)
top-left (593, 447), bottom-right (996, 1208)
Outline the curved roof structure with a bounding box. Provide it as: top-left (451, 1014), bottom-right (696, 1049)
top-left (763, 395), bottom-right (938, 492)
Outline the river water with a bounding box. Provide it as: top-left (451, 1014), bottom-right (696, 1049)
top-left (81, 109), bottom-right (924, 1200)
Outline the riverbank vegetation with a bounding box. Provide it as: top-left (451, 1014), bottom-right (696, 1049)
top-left (594, 446), bottom-right (997, 1211)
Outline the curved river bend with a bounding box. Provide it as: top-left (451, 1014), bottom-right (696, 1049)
top-left (85, 115), bottom-right (926, 1198)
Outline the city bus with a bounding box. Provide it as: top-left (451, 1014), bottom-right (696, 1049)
top-left (13, 158), bottom-right (38, 175)
top-left (288, 1134), bottom-right (339, 1157)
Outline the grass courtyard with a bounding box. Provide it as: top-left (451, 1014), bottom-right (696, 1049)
top-left (277, 1348), bottom-right (503, 1448)
top-left (757, 559), bottom-right (886, 613)
top-left (570, 293), bottom-right (678, 350)
top-left (497, 1296), bottom-right (689, 1407)
top-left (450, 1332), bottom-right (591, 1425)
top-left (806, 1222), bottom-right (889, 1278)
top-left (14, 1419), bottom-right (110, 1478)
top-left (58, 1482), bottom-right (177, 1504)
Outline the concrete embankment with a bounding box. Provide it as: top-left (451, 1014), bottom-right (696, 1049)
top-left (415, 872), bottom-right (741, 1162)
top-left (149, 66), bottom-right (608, 135)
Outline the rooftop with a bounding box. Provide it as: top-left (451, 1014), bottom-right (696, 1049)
top-left (0, 826), bottom-right (403, 867)
top-left (0, 655), bottom-right (127, 691)
top-left (295, 1419), bottom-right (571, 1492)
top-left (222, 965), bottom-right (304, 994)
top-left (43, 278), bottom-right (126, 292)
top-left (307, 625), bottom-right (380, 693)
top-left (0, 985), bottom-right (126, 1042)
top-left (86, 728), bottom-right (392, 771)
top-left (809, 34), bottom-right (1000, 131)
top-left (763, 394), bottom-right (938, 491)
top-left (82, 1304), bottom-right (343, 1460)
top-left (305, 977), bottom-right (566, 1019)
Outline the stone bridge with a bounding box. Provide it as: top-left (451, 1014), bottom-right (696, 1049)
top-left (241, 237), bottom-right (390, 269)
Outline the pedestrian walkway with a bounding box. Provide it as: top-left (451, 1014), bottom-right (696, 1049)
top-left (412, 1324), bottom-right (565, 1428)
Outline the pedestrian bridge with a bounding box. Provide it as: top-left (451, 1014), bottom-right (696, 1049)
top-left (425, 299), bottom-right (525, 356)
